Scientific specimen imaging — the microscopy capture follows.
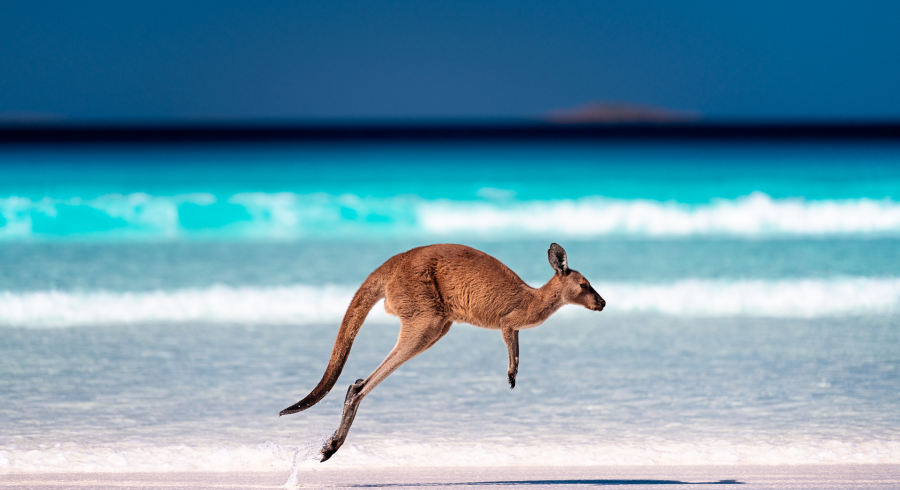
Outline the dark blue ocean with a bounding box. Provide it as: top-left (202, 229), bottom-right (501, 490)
top-left (1, 142), bottom-right (899, 474)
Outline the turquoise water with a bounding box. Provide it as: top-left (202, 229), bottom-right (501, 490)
top-left (2, 143), bottom-right (900, 241)
top-left (1, 142), bottom-right (899, 474)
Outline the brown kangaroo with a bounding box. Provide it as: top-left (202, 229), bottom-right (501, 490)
top-left (280, 243), bottom-right (605, 462)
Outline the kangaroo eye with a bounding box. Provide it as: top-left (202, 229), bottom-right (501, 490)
top-left (580, 284), bottom-right (589, 290)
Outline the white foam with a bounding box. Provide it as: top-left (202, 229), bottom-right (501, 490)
top-left (291, 437), bottom-right (900, 470)
top-left (4, 192), bottom-right (900, 239)
top-left (2, 437), bottom-right (898, 474)
top-left (0, 442), bottom-right (294, 474)
top-left (592, 277), bottom-right (900, 317)
top-left (0, 284), bottom-right (368, 327)
top-left (1, 278), bottom-right (898, 327)
top-left (419, 192), bottom-right (900, 236)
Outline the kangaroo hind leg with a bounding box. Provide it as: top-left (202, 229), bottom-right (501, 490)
top-left (319, 314), bottom-right (449, 462)
top-left (425, 319), bottom-right (453, 350)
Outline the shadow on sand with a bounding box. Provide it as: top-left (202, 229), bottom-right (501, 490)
top-left (354, 479), bottom-right (743, 487)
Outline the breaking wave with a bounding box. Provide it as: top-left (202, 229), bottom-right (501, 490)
top-left (2, 192), bottom-right (900, 240)
top-left (419, 192), bottom-right (900, 237)
top-left (0, 284), bottom-right (364, 327)
top-left (2, 278), bottom-right (898, 327)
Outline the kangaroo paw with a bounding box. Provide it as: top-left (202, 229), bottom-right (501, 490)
top-left (508, 372), bottom-right (516, 389)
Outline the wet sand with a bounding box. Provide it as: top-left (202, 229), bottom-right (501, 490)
top-left (2, 465), bottom-right (899, 489)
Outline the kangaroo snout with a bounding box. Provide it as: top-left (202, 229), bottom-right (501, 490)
top-left (593, 296), bottom-right (606, 311)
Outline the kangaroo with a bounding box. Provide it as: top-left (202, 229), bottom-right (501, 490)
top-left (280, 243), bottom-right (605, 462)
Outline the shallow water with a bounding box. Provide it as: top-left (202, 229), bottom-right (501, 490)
top-left (1, 142), bottom-right (899, 472)
top-left (3, 314), bottom-right (898, 469)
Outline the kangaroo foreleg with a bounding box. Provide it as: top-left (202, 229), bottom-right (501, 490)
top-left (319, 315), bottom-right (448, 462)
top-left (502, 328), bottom-right (519, 389)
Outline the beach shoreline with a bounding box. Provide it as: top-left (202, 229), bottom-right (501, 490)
top-left (3, 465), bottom-right (899, 489)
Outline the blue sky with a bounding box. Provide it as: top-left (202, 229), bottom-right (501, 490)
top-left (2, 1), bottom-right (899, 122)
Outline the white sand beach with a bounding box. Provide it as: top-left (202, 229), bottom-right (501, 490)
top-left (3, 465), bottom-right (899, 490)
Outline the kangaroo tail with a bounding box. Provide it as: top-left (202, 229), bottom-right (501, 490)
top-left (279, 272), bottom-right (386, 416)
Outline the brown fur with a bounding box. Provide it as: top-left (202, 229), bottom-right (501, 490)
top-left (280, 243), bottom-right (604, 461)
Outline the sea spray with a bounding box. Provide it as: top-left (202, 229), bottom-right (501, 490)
top-left (284, 428), bottom-right (335, 486)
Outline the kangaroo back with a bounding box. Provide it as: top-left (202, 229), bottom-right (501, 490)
top-left (279, 271), bottom-right (386, 416)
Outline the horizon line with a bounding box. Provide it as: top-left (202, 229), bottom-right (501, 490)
top-left (2, 119), bottom-right (900, 144)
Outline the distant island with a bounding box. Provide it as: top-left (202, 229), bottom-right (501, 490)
top-left (545, 102), bottom-right (700, 124)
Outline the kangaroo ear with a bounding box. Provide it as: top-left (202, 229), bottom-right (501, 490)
top-left (548, 243), bottom-right (569, 275)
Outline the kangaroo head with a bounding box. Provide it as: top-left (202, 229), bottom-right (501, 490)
top-left (548, 243), bottom-right (605, 312)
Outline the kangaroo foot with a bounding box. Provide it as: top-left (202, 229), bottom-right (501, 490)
top-left (320, 379), bottom-right (366, 462)
top-left (508, 371), bottom-right (517, 389)
top-left (320, 432), bottom-right (343, 462)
